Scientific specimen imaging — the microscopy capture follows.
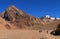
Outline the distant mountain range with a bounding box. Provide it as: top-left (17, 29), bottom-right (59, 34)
top-left (40, 15), bottom-right (60, 20)
top-left (0, 5), bottom-right (60, 30)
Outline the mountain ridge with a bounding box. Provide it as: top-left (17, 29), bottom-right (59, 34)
top-left (0, 5), bottom-right (60, 30)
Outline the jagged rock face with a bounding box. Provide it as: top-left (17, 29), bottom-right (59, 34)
top-left (2, 5), bottom-right (24, 21)
top-left (3, 11), bottom-right (13, 21)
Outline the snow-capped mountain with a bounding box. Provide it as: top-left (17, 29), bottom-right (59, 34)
top-left (40, 15), bottom-right (60, 20)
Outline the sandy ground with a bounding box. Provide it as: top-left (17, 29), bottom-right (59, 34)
top-left (0, 30), bottom-right (60, 39)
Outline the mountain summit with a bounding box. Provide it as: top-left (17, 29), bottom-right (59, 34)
top-left (0, 5), bottom-right (43, 29)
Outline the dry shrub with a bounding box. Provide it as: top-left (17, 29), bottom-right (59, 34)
top-left (39, 30), bottom-right (42, 33)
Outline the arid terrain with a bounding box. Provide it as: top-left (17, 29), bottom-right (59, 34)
top-left (0, 5), bottom-right (60, 39)
top-left (0, 30), bottom-right (60, 39)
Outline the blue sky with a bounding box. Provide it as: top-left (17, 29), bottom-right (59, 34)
top-left (0, 0), bottom-right (60, 18)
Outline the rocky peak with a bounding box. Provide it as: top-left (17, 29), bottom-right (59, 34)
top-left (1, 5), bottom-right (25, 21)
top-left (7, 5), bottom-right (18, 11)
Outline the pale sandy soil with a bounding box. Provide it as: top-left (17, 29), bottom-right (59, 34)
top-left (0, 30), bottom-right (60, 39)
